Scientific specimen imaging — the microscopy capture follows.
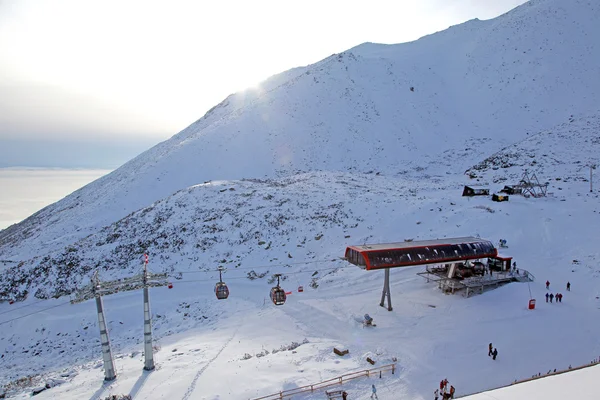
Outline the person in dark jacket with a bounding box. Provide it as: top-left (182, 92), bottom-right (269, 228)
top-left (488, 343), bottom-right (493, 356)
top-left (546, 280), bottom-right (550, 289)
top-left (545, 293), bottom-right (549, 302)
top-left (342, 391), bottom-right (348, 400)
top-left (567, 281), bottom-right (571, 291)
top-left (549, 293), bottom-right (554, 303)
top-left (492, 348), bottom-right (498, 360)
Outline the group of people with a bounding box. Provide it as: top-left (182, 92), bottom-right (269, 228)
top-left (544, 281), bottom-right (570, 303)
top-left (545, 292), bottom-right (563, 303)
top-left (488, 343), bottom-right (499, 360)
top-left (435, 379), bottom-right (455, 399)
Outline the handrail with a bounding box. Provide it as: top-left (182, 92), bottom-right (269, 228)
top-left (250, 363), bottom-right (396, 400)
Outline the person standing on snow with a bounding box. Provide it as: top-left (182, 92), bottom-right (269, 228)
top-left (567, 281), bottom-right (571, 291)
top-left (492, 348), bottom-right (498, 360)
top-left (434, 388), bottom-right (439, 400)
top-left (488, 343), bottom-right (493, 356)
top-left (549, 293), bottom-right (554, 303)
top-left (371, 384), bottom-right (378, 399)
top-left (450, 385), bottom-right (456, 399)
top-left (545, 293), bottom-right (549, 302)
top-left (546, 280), bottom-right (550, 289)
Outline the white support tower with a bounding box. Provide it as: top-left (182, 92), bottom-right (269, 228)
top-left (72, 260), bottom-right (168, 377)
top-left (89, 272), bottom-right (117, 381)
top-left (143, 255), bottom-right (155, 371)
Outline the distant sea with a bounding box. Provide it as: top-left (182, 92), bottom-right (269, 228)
top-left (0, 168), bottom-right (111, 230)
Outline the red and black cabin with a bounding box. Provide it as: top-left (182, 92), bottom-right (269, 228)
top-left (345, 236), bottom-right (498, 271)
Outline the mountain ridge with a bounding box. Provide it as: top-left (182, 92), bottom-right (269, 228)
top-left (1, 0), bottom-right (599, 268)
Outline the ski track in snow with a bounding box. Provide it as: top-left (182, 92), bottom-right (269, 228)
top-left (181, 319), bottom-right (241, 400)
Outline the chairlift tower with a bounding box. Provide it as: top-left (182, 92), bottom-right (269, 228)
top-left (142, 255), bottom-right (155, 371)
top-left (139, 254), bottom-right (168, 370)
top-left (72, 271), bottom-right (117, 381)
top-left (72, 257), bottom-right (168, 378)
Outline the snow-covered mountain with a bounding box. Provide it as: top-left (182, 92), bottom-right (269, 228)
top-left (1, 139), bottom-right (599, 398)
top-left (1, 0), bottom-right (599, 264)
top-left (1, 1), bottom-right (600, 397)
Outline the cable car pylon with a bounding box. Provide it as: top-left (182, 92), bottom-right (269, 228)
top-left (215, 266), bottom-right (230, 300)
top-left (142, 254), bottom-right (155, 371)
top-left (270, 274), bottom-right (287, 306)
top-left (72, 271), bottom-right (117, 381)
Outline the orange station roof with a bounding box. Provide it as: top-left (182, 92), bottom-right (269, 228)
top-left (345, 236), bottom-right (497, 270)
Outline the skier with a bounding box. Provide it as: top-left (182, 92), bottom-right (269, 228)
top-left (546, 280), bottom-right (550, 290)
top-left (488, 343), bottom-right (493, 356)
top-left (567, 281), bottom-right (571, 291)
top-left (545, 293), bottom-right (549, 303)
top-left (549, 293), bottom-right (554, 303)
top-left (492, 348), bottom-right (498, 360)
top-left (342, 391), bottom-right (348, 400)
top-left (434, 388), bottom-right (439, 400)
top-left (371, 384), bottom-right (378, 399)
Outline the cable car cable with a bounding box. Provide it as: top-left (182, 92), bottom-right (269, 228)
top-left (174, 258), bottom-right (338, 274)
top-left (0, 299), bottom-right (47, 316)
top-left (170, 265), bottom-right (352, 282)
top-left (0, 301), bottom-right (72, 326)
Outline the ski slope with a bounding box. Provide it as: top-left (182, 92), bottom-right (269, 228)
top-left (1, 167), bottom-right (599, 398)
top-left (1, 0), bottom-right (600, 398)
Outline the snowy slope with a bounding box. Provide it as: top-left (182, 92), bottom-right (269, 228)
top-left (462, 364), bottom-right (600, 400)
top-left (2, 0), bottom-right (600, 260)
top-left (1, 112), bottom-right (599, 398)
top-left (1, 162), bottom-right (599, 399)
top-left (2, 0), bottom-right (600, 398)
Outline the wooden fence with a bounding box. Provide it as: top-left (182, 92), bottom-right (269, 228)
top-left (250, 363), bottom-right (396, 400)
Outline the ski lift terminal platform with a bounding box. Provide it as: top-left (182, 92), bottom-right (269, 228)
top-left (344, 237), bottom-right (530, 310)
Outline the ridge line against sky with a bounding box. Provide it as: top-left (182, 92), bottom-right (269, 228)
top-left (0, 0), bottom-right (527, 169)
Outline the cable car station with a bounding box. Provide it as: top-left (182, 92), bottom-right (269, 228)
top-left (344, 236), bottom-right (532, 310)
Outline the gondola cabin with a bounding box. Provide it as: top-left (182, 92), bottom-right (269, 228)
top-left (298, 285), bottom-right (304, 293)
top-left (270, 287), bottom-right (286, 305)
top-left (215, 282), bottom-right (229, 300)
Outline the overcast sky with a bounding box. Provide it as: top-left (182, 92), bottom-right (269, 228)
top-left (0, 0), bottom-right (527, 168)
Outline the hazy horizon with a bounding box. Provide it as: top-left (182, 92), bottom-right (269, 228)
top-left (0, 168), bottom-right (111, 230)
